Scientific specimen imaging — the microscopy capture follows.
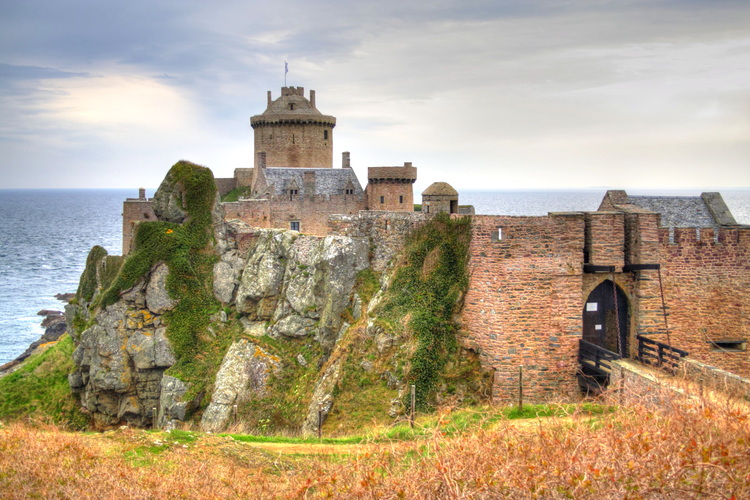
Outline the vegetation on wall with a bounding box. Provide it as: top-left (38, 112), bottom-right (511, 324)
top-left (372, 212), bottom-right (472, 410)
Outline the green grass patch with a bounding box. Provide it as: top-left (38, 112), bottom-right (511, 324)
top-left (0, 335), bottom-right (90, 429)
top-left (220, 186), bottom-right (252, 203)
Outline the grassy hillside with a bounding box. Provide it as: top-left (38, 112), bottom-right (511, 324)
top-left (0, 335), bottom-right (89, 429)
top-left (1, 392), bottom-right (747, 498)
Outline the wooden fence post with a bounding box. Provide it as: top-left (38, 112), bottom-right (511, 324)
top-left (410, 384), bottom-right (416, 429)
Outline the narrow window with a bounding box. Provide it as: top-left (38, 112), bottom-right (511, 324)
top-left (324, 130), bottom-right (328, 140)
top-left (384, 220), bottom-right (389, 231)
top-left (292, 134), bottom-right (295, 144)
top-left (709, 341), bottom-right (747, 352)
top-left (399, 195), bottom-right (403, 204)
top-left (290, 221), bottom-right (300, 231)
top-left (380, 196), bottom-right (385, 204)
top-left (345, 188), bottom-right (354, 195)
top-left (289, 189), bottom-right (298, 201)
top-left (289, 103), bottom-right (295, 110)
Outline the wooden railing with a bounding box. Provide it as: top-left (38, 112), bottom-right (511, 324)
top-left (636, 335), bottom-right (688, 372)
top-left (578, 340), bottom-right (621, 377)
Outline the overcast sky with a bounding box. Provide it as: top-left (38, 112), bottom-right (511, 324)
top-left (1, 0), bottom-right (748, 193)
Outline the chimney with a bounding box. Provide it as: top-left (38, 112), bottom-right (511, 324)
top-left (404, 162), bottom-right (412, 167)
top-left (342, 152), bottom-right (351, 169)
top-left (310, 90), bottom-right (316, 108)
top-left (267, 90), bottom-right (272, 106)
top-left (138, 188), bottom-right (146, 200)
top-left (257, 152), bottom-right (267, 169)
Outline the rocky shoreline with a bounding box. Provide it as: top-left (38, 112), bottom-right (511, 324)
top-left (0, 293), bottom-right (74, 376)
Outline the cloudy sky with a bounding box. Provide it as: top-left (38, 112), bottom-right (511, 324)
top-left (1, 0), bottom-right (748, 193)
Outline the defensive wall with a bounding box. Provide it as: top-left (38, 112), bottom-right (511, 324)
top-left (462, 212), bottom-right (750, 403)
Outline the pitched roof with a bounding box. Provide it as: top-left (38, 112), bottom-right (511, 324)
top-left (261, 168), bottom-right (364, 197)
top-left (600, 190), bottom-right (738, 227)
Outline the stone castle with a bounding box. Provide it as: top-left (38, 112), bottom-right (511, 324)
top-left (121, 85), bottom-right (750, 406)
top-left (123, 86), bottom-right (465, 253)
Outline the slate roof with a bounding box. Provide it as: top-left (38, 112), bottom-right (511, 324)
top-left (601, 190), bottom-right (738, 227)
top-left (262, 168), bottom-right (364, 197)
top-left (626, 196), bottom-right (716, 227)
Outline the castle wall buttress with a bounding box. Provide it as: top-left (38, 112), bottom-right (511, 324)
top-left (463, 214), bottom-right (585, 404)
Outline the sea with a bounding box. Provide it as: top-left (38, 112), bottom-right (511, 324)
top-left (1, 187), bottom-right (748, 365)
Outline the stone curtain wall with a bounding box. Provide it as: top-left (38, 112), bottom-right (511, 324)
top-left (463, 214), bottom-right (585, 404)
top-left (328, 211), bottom-right (429, 272)
top-left (223, 199), bottom-right (273, 229)
top-left (269, 194), bottom-right (367, 236)
top-left (656, 226), bottom-right (750, 376)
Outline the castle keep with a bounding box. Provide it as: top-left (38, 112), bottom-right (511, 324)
top-left (123, 85), bottom-right (750, 405)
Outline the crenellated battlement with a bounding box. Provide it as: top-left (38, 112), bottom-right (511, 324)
top-left (658, 225), bottom-right (750, 246)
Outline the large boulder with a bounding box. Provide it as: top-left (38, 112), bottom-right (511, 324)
top-left (201, 340), bottom-right (281, 432)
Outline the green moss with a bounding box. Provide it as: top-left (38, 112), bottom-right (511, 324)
top-left (76, 245), bottom-right (108, 302)
top-left (0, 335), bottom-right (90, 429)
top-left (355, 268), bottom-right (381, 304)
top-left (87, 161), bottom-right (221, 395)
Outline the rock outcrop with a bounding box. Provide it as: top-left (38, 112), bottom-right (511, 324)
top-left (69, 161), bottom-right (372, 430)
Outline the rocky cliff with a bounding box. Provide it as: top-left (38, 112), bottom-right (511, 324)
top-left (68, 161), bottom-right (489, 433)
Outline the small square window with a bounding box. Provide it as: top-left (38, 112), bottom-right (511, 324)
top-left (290, 221), bottom-right (300, 231)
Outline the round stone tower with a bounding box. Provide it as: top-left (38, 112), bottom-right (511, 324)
top-left (250, 87), bottom-right (336, 168)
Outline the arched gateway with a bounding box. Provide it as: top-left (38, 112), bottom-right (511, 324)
top-left (583, 280), bottom-right (629, 357)
top-left (578, 280), bottom-right (630, 393)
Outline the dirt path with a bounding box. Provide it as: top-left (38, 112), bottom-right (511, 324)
top-left (236, 415), bottom-right (582, 455)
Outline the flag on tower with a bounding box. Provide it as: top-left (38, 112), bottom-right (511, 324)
top-left (285, 61), bottom-right (288, 75)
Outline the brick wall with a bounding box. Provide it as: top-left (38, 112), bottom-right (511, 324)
top-left (654, 226), bottom-right (750, 376)
top-left (585, 212), bottom-right (624, 267)
top-left (462, 214), bottom-right (586, 403)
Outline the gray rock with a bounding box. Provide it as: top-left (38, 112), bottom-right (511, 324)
top-left (302, 355), bottom-right (343, 436)
top-left (270, 315), bottom-right (316, 338)
top-left (239, 318), bottom-right (267, 337)
top-left (153, 174), bottom-right (187, 224)
top-left (213, 250), bottom-right (244, 304)
top-left (146, 263), bottom-right (177, 314)
top-left (159, 375), bottom-right (189, 425)
top-left (297, 353), bottom-right (308, 367)
top-left (201, 340), bottom-right (281, 432)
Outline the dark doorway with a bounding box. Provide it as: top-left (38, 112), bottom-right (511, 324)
top-left (583, 280), bottom-right (629, 357)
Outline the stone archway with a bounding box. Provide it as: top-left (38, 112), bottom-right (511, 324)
top-left (582, 280), bottom-right (629, 357)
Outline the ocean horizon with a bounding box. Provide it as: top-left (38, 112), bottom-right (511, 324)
top-left (1, 187), bottom-right (748, 365)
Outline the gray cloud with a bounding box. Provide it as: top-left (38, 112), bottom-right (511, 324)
top-left (0, 0), bottom-right (748, 190)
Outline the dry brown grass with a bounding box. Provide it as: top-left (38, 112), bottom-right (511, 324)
top-left (1, 388), bottom-right (748, 499)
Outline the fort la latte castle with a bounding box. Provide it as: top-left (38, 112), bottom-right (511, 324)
top-left (123, 85), bottom-right (750, 403)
